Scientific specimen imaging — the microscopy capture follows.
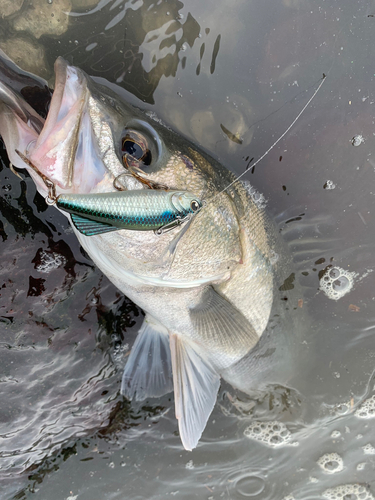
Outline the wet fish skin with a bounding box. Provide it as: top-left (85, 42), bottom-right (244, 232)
top-left (0, 52), bottom-right (281, 451)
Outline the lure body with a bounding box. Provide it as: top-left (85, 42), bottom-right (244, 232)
top-left (56, 189), bottom-right (202, 236)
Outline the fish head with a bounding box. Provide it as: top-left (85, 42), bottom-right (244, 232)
top-left (0, 55), bottom-right (266, 287)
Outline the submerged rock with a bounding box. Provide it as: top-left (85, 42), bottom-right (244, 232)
top-left (12, 0), bottom-right (72, 39)
top-left (0, 36), bottom-right (51, 80)
top-left (0, 0), bottom-right (24, 19)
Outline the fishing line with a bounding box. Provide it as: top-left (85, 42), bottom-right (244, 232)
top-left (204, 73), bottom-right (327, 205)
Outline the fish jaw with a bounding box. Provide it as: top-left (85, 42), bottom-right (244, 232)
top-left (0, 57), bottom-right (113, 197)
top-left (27, 57), bottom-right (88, 190)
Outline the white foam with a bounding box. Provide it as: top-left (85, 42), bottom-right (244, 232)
top-left (352, 134), bottom-right (364, 146)
top-left (242, 181), bottom-right (267, 209)
top-left (363, 443), bottom-right (375, 455)
top-left (322, 484), bottom-right (374, 500)
top-left (355, 395), bottom-right (375, 419)
top-left (244, 421), bottom-right (297, 447)
top-left (35, 250), bottom-right (67, 273)
top-left (317, 452), bottom-right (344, 474)
top-left (324, 180), bottom-right (336, 190)
top-left (319, 266), bottom-right (357, 300)
top-left (185, 460), bottom-right (194, 470)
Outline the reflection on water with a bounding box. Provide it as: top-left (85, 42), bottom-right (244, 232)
top-left (1, 0), bottom-right (375, 498)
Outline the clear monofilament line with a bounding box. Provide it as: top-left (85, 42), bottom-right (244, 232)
top-left (204, 74), bottom-right (326, 205)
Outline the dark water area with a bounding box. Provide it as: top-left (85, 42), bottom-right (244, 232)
top-left (1, 0), bottom-right (375, 498)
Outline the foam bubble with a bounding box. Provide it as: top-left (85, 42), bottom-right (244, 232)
top-left (185, 460), bottom-right (194, 470)
top-left (355, 395), bottom-right (375, 419)
top-left (363, 444), bottom-right (375, 455)
top-left (235, 475), bottom-right (265, 496)
top-left (317, 452), bottom-right (344, 474)
top-left (324, 180), bottom-right (336, 190)
top-left (351, 134), bottom-right (364, 146)
top-left (319, 266), bottom-right (357, 300)
top-left (242, 181), bottom-right (267, 209)
top-left (357, 463), bottom-right (366, 471)
top-left (322, 484), bottom-right (374, 500)
top-left (331, 430), bottom-right (341, 438)
top-left (35, 250), bottom-right (67, 273)
top-left (244, 421), bottom-right (296, 447)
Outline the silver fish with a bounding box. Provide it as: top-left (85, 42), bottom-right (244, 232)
top-left (0, 54), bottom-right (287, 451)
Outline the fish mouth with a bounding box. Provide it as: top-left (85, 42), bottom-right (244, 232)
top-left (26, 57), bottom-right (88, 191)
top-left (0, 57), bottom-right (107, 196)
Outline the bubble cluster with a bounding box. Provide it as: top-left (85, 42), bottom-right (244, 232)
top-left (242, 181), bottom-right (267, 209)
top-left (355, 395), bottom-right (375, 419)
top-left (351, 134), bottom-right (365, 146)
top-left (35, 250), bottom-right (67, 273)
top-left (322, 484), bottom-right (374, 500)
top-left (317, 452), bottom-right (344, 474)
top-left (244, 421), bottom-right (296, 447)
top-left (324, 180), bottom-right (336, 190)
top-left (185, 460), bottom-right (194, 470)
top-left (319, 266), bottom-right (356, 300)
top-left (363, 444), bottom-right (375, 455)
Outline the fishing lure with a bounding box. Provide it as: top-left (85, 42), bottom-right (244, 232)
top-left (15, 149), bottom-right (202, 236)
top-left (56, 190), bottom-right (202, 236)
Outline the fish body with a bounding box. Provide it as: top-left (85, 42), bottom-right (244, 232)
top-left (0, 54), bottom-right (288, 450)
top-left (56, 190), bottom-right (202, 235)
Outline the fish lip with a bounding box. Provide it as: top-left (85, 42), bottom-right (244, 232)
top-left (27, 57), bottom-right (88, 190)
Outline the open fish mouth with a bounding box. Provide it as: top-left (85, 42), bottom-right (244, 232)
top-left (0, 57), bottom-right (111, 197)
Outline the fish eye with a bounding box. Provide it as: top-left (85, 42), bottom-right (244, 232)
top-left (122, 138), bottom-right (144, 160)
top-left (190, 200), bottom-right (200, 212)
top-left (121, 132), bottom-right (152, 168)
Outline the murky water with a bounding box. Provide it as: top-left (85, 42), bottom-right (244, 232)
top-left (1, 0), bottom-right (375, 498)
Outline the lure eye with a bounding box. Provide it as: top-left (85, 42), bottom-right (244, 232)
top-left (190, 200), bottom-right (200, 212)
top-left (122, 133), bottom-right (152, 167)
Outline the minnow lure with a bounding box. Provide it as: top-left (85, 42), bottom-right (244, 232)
top-left (56, 190), bottom-right (202, 236)
top-left (15, 149), bottom-right (202, 236)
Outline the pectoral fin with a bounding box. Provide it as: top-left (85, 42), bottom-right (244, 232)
top-left (70, 214), bottom-right (118, 236)
top-left (170, 334), bottom-right (220, 451)
top-left (121, 316), bottom-right (173, 401)
top-left (189, 286), bottom-right (259, 366)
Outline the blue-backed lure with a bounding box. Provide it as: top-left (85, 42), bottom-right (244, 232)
top-left (56, 189), bottom-right (202, 236)
top-left (16, 147), bottom-right (202, 236)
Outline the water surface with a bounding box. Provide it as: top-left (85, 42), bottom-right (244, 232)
top-left (1, 0), bottom-right (375, 498)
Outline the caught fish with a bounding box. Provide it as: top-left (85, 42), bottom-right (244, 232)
top-left (0, 53), bottom-right (287, 451)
